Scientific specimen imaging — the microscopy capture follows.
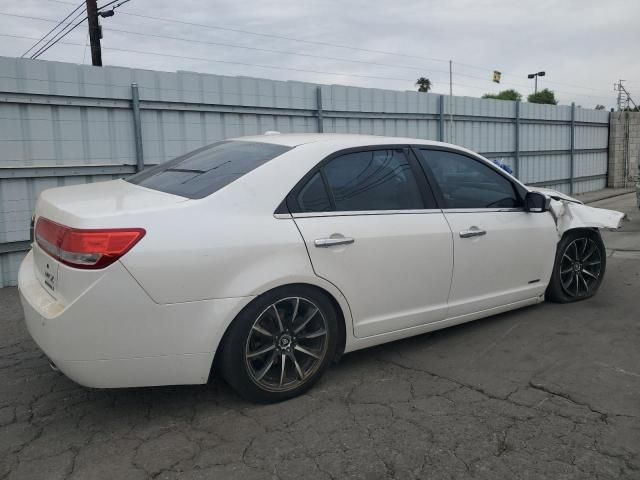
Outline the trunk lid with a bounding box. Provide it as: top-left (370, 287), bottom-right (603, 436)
top-left (36, 179), bottom-right (189, 227)
top-left (32, 179), bottom-right (189, 303)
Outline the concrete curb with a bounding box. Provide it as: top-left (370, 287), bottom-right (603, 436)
top-left (579, 189), bottom-right (636, 204)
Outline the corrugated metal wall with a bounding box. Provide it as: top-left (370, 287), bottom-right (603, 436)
top-left (0, 57), bottom-right (611, 287)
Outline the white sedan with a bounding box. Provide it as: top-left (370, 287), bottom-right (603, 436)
top-left (18, 134), bottom-right (624, 402)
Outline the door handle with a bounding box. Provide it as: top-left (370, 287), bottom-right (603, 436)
top-left (314, 237), bottom-right (355, 248)
top-left (459, 226), bottom-right (486, 238)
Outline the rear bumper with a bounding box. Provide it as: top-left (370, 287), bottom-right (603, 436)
top-left (18, 250), bottom-right (251, 388)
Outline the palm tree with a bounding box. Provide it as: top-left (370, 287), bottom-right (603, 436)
top-left (416, 77), bottom-right (432, 93)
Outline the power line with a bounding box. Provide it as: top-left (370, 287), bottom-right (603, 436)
top-left (5, 12), bottom-right (461, 80)
top-left (30, 10), bottom-right (87, 59)
top-left (16, 0), bottom-right (624, 98)
top-left (0, 32), bottom-right (616, 104)
top-left (40, 0), bottom-right (459, 66)
top-left (0, 11), bottom-right (616, 101)
top-left (0, 33), bottom-right (418, 85)
top-left (104, 11), bottom-right (624, 96)
top-left (0, 32), bottom-right (617, 103)
top-left (97, 0), bottom-right (131, 12)
top-left (37, 0), bottom-right (632, 98)
top-left (0, 9), bottom-right (619, 102)
top-left (21, 0), bottom-right (85, 58)
top-left (104, 24), bottom-right (615, 98)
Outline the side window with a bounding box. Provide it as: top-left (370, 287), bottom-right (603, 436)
top-left (297, 172), bottom-right (332, 212)
top-left (323, 150), bottom-right (424, 211)
top-left (418, 149), bottom-right (521, 209)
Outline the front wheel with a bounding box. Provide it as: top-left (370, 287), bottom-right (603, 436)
top-left (546, 229), bottom-right (606, 303)
top-left (218, 286), bottom-right (338, 403)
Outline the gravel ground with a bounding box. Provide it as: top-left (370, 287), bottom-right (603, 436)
top-left (0, 193), bottom-right (638, 480)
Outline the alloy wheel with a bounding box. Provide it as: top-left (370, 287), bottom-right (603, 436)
top-left (244, 297), bottom-right (329, 392)
top-left (559, 237), bottom-right (602, 298)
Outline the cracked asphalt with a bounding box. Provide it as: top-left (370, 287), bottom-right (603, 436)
top-left (1, 193), bottom-right (639, 480)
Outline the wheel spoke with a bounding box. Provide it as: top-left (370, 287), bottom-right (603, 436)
top-left (299, 328), bottom-right (327, 340)
top-left (252, 324), bottom-right (275, 338)
top-left (582, 268), bottom-right (598, 280)
top-left (247, 344), bottom-right (275, 358)
top-left (581, 238), bottom-right (589, 257)
top-left (563, 253), bottom-right (574, 263)
top-left (294, 307), bottom-right (318, 334)
top-left (279, 353), bottom-right (287, 387)
top-left (574, 273), bottom-right (579, 296)
top-left (584, 260), bottom-right (601, 267)
top-left (255, 351), bottom-right (277, 381)
top-left (582, 244), bottom-right (596, 262)
top-left (579, 273), bottom-right (589, 292)
top-left (272, 305), bottom-right (284, 333)
top-left (290, 297), bottom-right (300, 328)
top-left (294, 344), bottom-right (321, 359)
top-left (561, 267), bottom-right (573, 274)
top-left (562, 272), bottom-right (574, 289)
top-left (290, 352), bottom-right (304, 380)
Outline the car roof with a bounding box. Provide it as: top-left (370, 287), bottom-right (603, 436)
top-left (233, 133), bottom-right (459, 149)
top-left (232, 133), bottom-right (528, 192)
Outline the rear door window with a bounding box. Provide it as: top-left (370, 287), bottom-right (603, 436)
top-left (324, 150), bottom-right (424, 211)
top-left (297, 172), bottom-right (332, 212)
top-left (127, 141), bottom-right (291, 199)
top-left (294, 149), bottom-right (425, 213)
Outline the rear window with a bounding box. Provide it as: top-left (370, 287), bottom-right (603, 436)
top-left (126, 141), bottom-right (291, 199)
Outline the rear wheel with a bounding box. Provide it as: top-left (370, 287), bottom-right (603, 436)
top-left (219, 286), bottom-right (338, 403)
top-left (546, 229), bottom-right (606, 303)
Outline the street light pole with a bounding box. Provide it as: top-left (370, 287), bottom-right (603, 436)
top-left (527, 71), bottom-right (546, 94)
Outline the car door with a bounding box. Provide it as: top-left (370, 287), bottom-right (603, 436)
top-left (415, 147), bottom-right (558, 319)
top-left (288, 147), bottom-right (453, 338)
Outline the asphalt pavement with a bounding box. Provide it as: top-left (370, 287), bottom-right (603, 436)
top-left (0, 192), bottom-right (638, 479)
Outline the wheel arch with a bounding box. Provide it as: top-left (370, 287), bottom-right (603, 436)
top-left (210, 281), bottom-right (350, 381)
top-left (557, 226), bottom-right (601, 243)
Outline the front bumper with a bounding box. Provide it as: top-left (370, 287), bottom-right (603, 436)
top-left (18, 250), bottom-right (250, 388)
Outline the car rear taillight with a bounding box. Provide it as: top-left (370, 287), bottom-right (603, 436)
top-left (35, 217), bottom-right (145, 270)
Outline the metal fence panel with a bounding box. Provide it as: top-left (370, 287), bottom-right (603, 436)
top-left (519, 153), bottom-right (572, 184)
top-left (0, 57), bottom-right (611, 286)
top-left (0, 251), bottom-right (23, 288)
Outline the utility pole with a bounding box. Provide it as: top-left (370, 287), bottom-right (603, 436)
top-left (616, 79), bottom-right (623, 110)
top-left (615, 80), bottom-right (638, 111)
top-left (86, 0), bottom-right (102, 66)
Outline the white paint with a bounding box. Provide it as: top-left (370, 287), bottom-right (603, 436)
top-left (17, 134), bottom-right (625, 389)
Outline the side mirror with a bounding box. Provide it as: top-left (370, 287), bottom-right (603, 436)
top-left (525, 191), bottom-right (550, 212)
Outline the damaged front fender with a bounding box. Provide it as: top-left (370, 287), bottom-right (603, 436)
top-left (548, 199), bottom-right (625, 237)
top-left (527, 186), bottom-right (625, 238)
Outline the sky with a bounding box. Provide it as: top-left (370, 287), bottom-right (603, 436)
top-left (1, 0), bottom-right (639, 110)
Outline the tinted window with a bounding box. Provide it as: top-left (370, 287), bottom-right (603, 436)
top-left (419, 150), bottom-right (521, 209)
top-left (322, 150), bottom-right (424, 211)
top-left (127, 141), bottom-right (291, 199)
top-left (297, 172), bottom-right (332, 212)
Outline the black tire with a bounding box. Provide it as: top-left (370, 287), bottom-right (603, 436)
top-left (546, 229), bottom-right (606, 303)
top-left (218, 285), bottom-right (338, 403)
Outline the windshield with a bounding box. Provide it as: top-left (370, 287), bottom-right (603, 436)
top-left (126, 141), bottom-right (292, 199)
